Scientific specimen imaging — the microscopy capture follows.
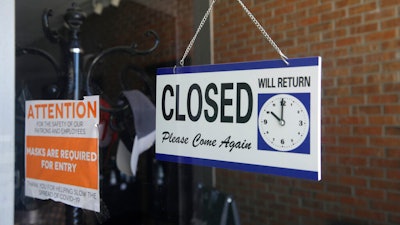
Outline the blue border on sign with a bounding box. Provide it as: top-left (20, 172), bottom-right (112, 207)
top-left (157, 57), bottom-right (320, 75)
top-left (156, 153), bottom-right (319, 180)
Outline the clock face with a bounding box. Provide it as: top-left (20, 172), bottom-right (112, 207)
top-left (258, 93), bottom-right (310, 152)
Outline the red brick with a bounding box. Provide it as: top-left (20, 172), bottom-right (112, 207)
top-left (336, 16), bottom-right (362, 27)
top-left (351, 42), bottom-right (380, 54)
top-left (383, 61), bottom-right (400, 72)
top-left (386, 169), bottom-right (400, 180)
top-left (368, 94), bottom-right (399, 104)
top-left (314, 192), bottom-right (337, 202)
top-left (325, 126), bottom-right (351, 135)
top-left (387, 148), bottom-right (400, 157)
top-left (380, 0), bottom-right (400, 8)
top-left (326, 184), bottom-right (352, 195)
top-left (384, 105), bottom-right (400, 114)
top-left (387, 192), bottom-right (400, 202)
top-left (370, 158), bottom-right (400, 168)
top-left (324, 46), bottom-right (349, 57)
top-left (338, 136), bottom-right (368, 146)
top-left (365, 29), bottom-right (397, 42)
top-left (339, 155), bottom-right (367, 166)
top-left (339, 176), bottom-right (367, 187)
top-left (353, 105), bottom-right (382, 114)
top-left (275, 4), bottom-right (295, 15)
top-left (324, 86), bottom-right (350, 96)
top-left (370, 179), bottom-right (400, 190)
top-left (326, 146), bottom-right (352, 155)
top-left (351, 64), bottom-right (380, 75)
top-left (337, 96), bottom-right (365, 105)
top-left (321, 117), bottom-right (337, 127)
top-left (325, 67), bottom-right (349, 77)
top-left (353, 126), bottom-right (382, 135)
top-left (321, 9), bottom-right (346, 21)
top-left (338, 116), bottom-right (366, 125)
top-left (289, 206), bottom-right (312, 216)
top-left (336, 36), bottom-right (363, 47)
top-left (309, 2), bottom-right (333, 15)
top-left (354, 209), bottom-right (386, 221)
top-left (351, 84), bottom-right (381, 95)
top-left (338, 56), bottom-right (366, 68)
top-left (365, 7), bottom-right (395, 21)
top-left (366, 52), bottom-right (396, 63)
top-left (371, 135), bottom-right (400, 149)
top-left (299, 15), bottom-right (319, 26)
top-left (296, 0), bottom-right (319, 9)
top-left (384, 83), bottom-right (400, 93)
top-left (353, 147), bottom-right (385, 157)
top-left (350, 23), bottom-right (378, 35)
top-left (354, 167), bottom-right (384, 178)
top-left (385, 126), bottom-right (400, 136)
top-left (324, 106), bottom-right (350, 115)
top-left (367, 73), bottom-right (399, 83)
top-left (368, 115), bottom-right (399, 125)
top-left (349, 2), bottom-right (377, 14)
top-left (371, 200), bottom-right (400, 213)
top-left (389, 214), bottom-right (400, 224)
top-left (381, 39), bottom-right (400, 49)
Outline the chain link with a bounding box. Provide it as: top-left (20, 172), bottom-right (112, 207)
top-left (179, 0), bottom-right (217, 66)
top-left (235, 0), bottom-right (289, 65)
top-left (179, 0), bottom-right (289, 67)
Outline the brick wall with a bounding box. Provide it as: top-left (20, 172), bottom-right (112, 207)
top-left (213, 1), bottom-right (400, 224)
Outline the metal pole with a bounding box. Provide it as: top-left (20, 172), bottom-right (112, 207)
top-left (64, 4), bottom-right (85, 225)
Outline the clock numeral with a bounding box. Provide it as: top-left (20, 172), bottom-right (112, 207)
top-left (280, 139), bottom-right (285, 144)
top-left (263, 119), bottom-right (268, 125)
top-left (299, 120), bottom-right (304, 126)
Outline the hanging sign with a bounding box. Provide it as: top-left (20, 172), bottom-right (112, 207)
top-left (156, 57), bottom-right (321, 180)
top-left (25, 96), bottom-right (100, 212)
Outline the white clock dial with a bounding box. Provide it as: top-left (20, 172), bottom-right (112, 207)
top-left (258, 94), bottom-right (309, 151)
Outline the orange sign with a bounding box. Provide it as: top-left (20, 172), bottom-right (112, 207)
top-left (25, 136), bottom-right (98, 189)
top-left (25, 96), bottom-right (100, 212)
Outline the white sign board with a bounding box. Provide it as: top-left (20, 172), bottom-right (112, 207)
top-left (156, 57), bottom-right (321, 180)
top-left (25, 96), bottom-right (100, 211)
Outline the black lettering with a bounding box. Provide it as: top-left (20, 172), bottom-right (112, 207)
top-left (192, 133), bottom-right (217, 147)
top-left (221, 83), bottom-right (233, 123)
top-left (187, 84), bottom-right (202, 121)
top-left (258, 78), bottom-right (267, 88)
top-left (305, 76), bottom-right (311, 87)
top-left (161, 131), bottom-right (189, 144)
top-left (162, 85), bottom-right (174, 120)
top-left (175, 85), bottom-right (185, 121)
top-left (204, 83), bottom-right (218, 122)
top-left (236, 83), bottom-right (252, 123)
top-left (162, 131), bottom-right (171, 143)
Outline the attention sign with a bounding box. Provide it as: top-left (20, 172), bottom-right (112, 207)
top-left (25, 96), bottom-right (100, 212)
top-left (156, 57), bottom-right (321, 180)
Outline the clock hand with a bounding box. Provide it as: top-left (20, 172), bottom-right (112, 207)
top-left (267, 111), bottom-right (285, 126)
top-left (280, 98), bottom-right (285, 121)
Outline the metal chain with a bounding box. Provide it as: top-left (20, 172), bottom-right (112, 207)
top-left (179, 0), bottom-right (217, 67)
top-left (179, 0), bottom-right (289, 67)
top-left (235, 0), bottom-right (289, 65)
